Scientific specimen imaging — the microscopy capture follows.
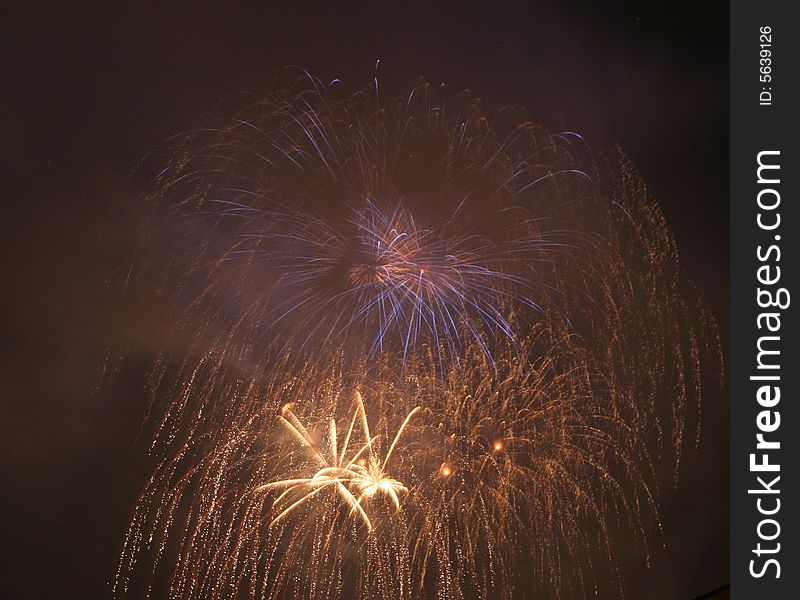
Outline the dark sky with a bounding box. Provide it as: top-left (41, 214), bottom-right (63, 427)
top-left (1, 2), bottom-right (728, 598)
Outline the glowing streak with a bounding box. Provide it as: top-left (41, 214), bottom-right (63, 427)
top-left (257, 390), bottom-right (419, 531)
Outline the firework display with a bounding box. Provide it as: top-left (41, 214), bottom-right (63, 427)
top-left (116, 71), bottom-right (721, 599)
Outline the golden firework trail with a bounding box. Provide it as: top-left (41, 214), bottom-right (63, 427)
top-left (257, 391), bottom-right (419, 531)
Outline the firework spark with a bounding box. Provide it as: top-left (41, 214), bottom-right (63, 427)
top-left (131, 70), bottom-right (582, 377)
top-left (257, 391), bottom-right (418, 531)
top-left (114, 325), bottom-right (705, 599)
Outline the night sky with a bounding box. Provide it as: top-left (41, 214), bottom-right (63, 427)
top-left (2, 2), bottom-right (728, 598)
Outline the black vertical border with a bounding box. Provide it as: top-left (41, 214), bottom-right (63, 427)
top-left (731, 1), bottom-right (798, 597)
